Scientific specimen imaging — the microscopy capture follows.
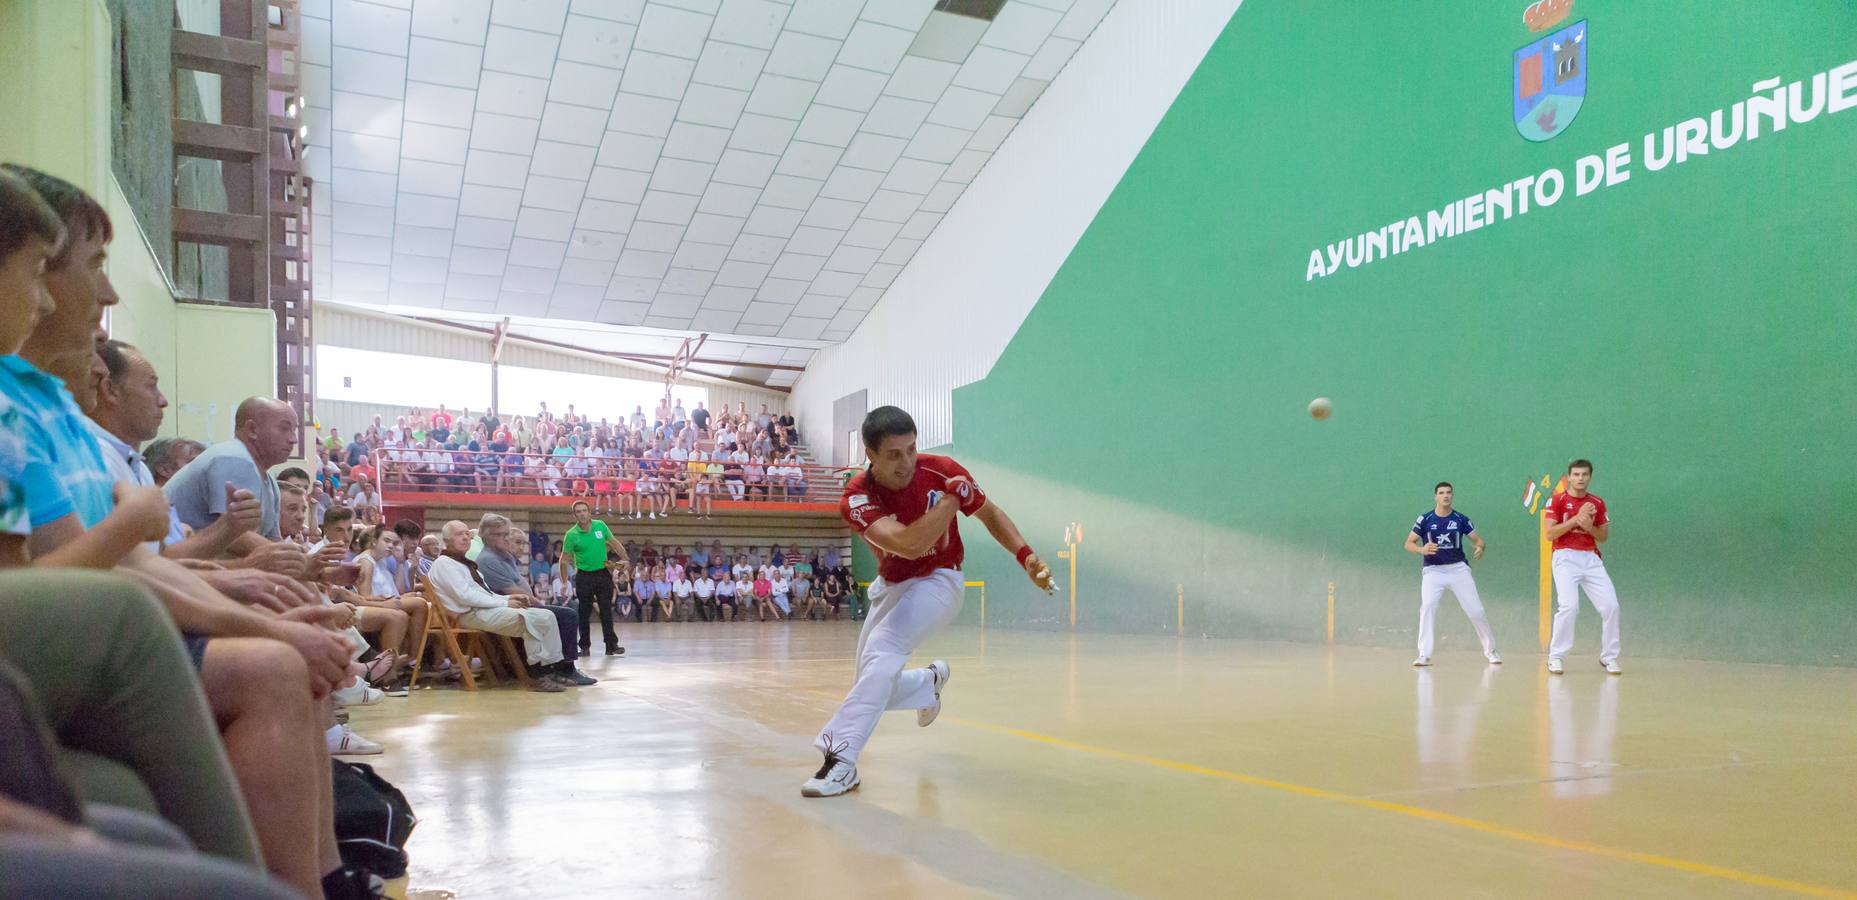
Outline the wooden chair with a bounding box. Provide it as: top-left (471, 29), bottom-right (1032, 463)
top-left (408, 583), bottom-right (532, 691)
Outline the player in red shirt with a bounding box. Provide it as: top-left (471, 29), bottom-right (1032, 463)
top-left (802, 406), bottom-right (1053, 798)
top-left (1542, 458), bottom-right (1622, 675)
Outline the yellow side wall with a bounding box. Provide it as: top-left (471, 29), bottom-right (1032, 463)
top-left (0, 0), bottom-right (276, 441)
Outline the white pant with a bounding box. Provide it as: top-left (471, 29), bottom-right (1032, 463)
top-left (1547, 549), bottom-right (1621, 661)
top-left (1417, 563), bottom-right (1496, 658)
top-left (457, 606), bottom-right (565, 665)
top-left (814, 568), bottom-right (965, 764)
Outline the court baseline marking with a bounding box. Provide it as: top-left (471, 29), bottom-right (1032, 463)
top-left (945, 716), bottom-right (1857, 899)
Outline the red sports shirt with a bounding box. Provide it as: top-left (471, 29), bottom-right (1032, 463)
top-left (1544, 491), bottom-right (1609, 555)
top-left (841, 454), bottom-right (987, 583)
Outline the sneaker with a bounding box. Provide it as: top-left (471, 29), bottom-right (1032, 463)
top-left (649, 512), bottom-right (657, 520)
top-left (1411, 656), bottom-right (1432, 667)
top-left (1486, 652), bottom-right (1504, 665)
top-left (563, 666), bottom-right (598, 686)
top-left (527, 674), bottom-right (566, 693)
top-left (918, 660), bottom-right (952, 727)
top-left (382, 675), bottom-right (411, 697)
top-left (606, 644), bottom-right (625, 656)
top-left (332, 682), bottom-right (385, 707)
top-left (326, 724), bottom-right (383, 756)
top-left (1547, 657), bottom-right (1565, 675)
top-left (800, 753), bottom-right (859, 798)
top-left (1601, 658), bottom-right (1622, 675)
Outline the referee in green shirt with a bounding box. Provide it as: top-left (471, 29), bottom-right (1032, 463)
top-left (562, 499), bottom-right (630, 656)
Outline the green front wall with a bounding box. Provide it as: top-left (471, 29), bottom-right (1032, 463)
top-left (943, 1), bottom-right (1857, 664)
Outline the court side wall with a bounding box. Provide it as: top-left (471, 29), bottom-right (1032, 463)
top-left (788, 0), bottom-right (1247, 456)
top-left (940, 1), bottom-right (1856, 665)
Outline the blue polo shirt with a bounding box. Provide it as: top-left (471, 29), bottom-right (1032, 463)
top-left (1412, 510), bottom-right (1475, 567)
top-left (0, 355), bottom-right (115, 528)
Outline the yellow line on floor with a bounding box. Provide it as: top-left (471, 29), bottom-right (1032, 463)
top-left (947, 716), bottom-right (1857, 899)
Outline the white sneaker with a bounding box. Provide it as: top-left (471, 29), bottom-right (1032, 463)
top-left (800, 754), bottom-right (859, 798)
top-left (1411, 656), bottom-right (1431, 667)
top-left (326, 724), bottom-right (383, 756)
top-left (1601, 658), bottom-right (1622, 675)
top-left (332, 682), bottom-right (385, 706)
top-left (1547, 657), bottom-right (1565, 675)
top-left (918, 660), bottom-right (951, 727)
top-left (1486, 652), bottom-right (1504, 665)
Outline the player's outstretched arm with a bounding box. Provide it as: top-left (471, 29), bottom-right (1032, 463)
top-left (860, 494), bottom-right (962, 560)
top-left (972, 501), bottom-right (1053, 591)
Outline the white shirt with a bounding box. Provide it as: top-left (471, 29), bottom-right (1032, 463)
top-left (772, 577), bottom-right (790, 597)
top-left (672, 578), bottom-right (693, 598)
top-left (732, 563), bottom-right (751, 579)
top-left (694, 577), bottom-right (715, 598)
top-left (422, 449), bottom-right (451, 473)
top-left (84, 418), bottom-right (174, 553)
top-left (428, 555), bottom-right (510, 615)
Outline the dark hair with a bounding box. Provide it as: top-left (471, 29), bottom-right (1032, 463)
top-left (1568, 458), bottom-right (1594, 474)
top-left (860, 405), bottom-right (916, 451)
top-left (0, 169), bottom-right (65, 262)
top-left (322, 505), bottom-right (355, 529)
top-left (1, 165), bottom-right (111, 268)
top-left (1434, 481), bottom-right (1453, 492)
top-left (277, 466), bottom-right (311, 485)
top-left (96, 339), bottom-right (136, 382)
top-left (393, 518), bottom-right (423, 540)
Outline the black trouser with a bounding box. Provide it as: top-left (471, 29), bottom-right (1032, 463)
top-left (574, 569), bottom-right (617, 650)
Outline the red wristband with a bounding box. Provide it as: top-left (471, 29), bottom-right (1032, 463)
top-left (1015, 545), bottom-right (1035, 566)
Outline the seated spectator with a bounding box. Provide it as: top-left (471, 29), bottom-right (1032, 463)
top-left (3, 165), bottom-right (372, 898)
top-left (613, 561), bottom-right (636, 620)
top-left (714, 572), bottom-right (737, 621)
top-left (791, 567), bottom-right (815, 620)
top-left (425, 521), bottom-right (571, 692)
top-left (164, 396), bottom-right (296, 551)
top-left (347, 524), bottom-right (431, 693)
top-left (671, 572), bottom-right (694, 621)
top-left (822, 570), bottom-right (844, 619)
top-left (473, 515), bottom-right (596, 686)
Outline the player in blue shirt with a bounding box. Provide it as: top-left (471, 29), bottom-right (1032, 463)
top-left (1403, 482), bottom-right (1499, 666)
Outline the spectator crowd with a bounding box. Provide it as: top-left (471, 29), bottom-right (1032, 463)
top-left (315, 399), bottom-right (818, 521)
top-left (0, 165), bottom-right (861, 898)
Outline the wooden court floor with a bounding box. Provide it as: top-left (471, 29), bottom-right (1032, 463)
top-left (354, 622), bottom-right (1857, 899)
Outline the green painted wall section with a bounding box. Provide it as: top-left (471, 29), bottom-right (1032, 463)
top-left (1, 0), bottom-right (276, 441)
top-left (942, 1), bottom-right (1857, 665)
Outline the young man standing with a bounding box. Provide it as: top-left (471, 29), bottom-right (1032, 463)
top-left (1403, 482), bottom-right (1498, 666)
top-left (804, 406), bottom-right (1052, 798)
top-left (1544, 459), bottom-right (1621, 675)
top-left (561, 499), bottom-right (629, 657)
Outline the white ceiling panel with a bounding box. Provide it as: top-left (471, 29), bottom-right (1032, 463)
top-left (412, 0), bottom-right (491, 44)
top-left (491, 0), bottom-right (571, 34)
top-left (484, 26), bottom-right (560, 78)
top-left (710, 0), bottom-right (787, 49)
top-left (693, 41), bottom-right (770, 91)
top-left (332, 0), bottom-right (410, 54)
top-left (464, 149), bottom-right (531, 188)
top-left (764, 32), bottom-right (840, 81)
top-left (572, 0), bottom-right (645, 24)
top-left (548, 61), bottom-right (624, 108)
top-left (320, 0), bottom-right (1108, 384)
top-left (400, 159), bottom-right (465, 197)
top-left (406, 39), bottom-right (481, 90)
top-left (559, 15), bottom-right (636, 68)
top-left (404, 82), bottom-right (477, 128)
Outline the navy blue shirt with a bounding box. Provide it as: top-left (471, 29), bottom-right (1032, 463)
top-left (1412, 510), bottom-right (1475, 566)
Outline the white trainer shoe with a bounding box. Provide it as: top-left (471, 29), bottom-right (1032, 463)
top-left (332, 682), bottom-right (385, 707)
top-left (800, 754), bottom-right (859, 798)
top-left (918, 660), bottom-right (952, 727)
top-left (1486, 652), bottom-right (1504, 665)
top-left (1411, 656), bottom-right (1431, 667)
top-left (326, 724), bottom-right (383, 756)
top-left (1547, 657), bottom-right (1565, 675)
top-left (1601, 658), bottom-right (1622, 675)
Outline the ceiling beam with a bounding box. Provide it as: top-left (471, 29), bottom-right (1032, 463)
top-left (401, 315), bottom-right (794, 392)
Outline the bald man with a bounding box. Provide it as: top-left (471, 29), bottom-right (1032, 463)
top-left (426, 520), bottom-right (571, 691)
top-left (165, 395), bottom-right (298, 546)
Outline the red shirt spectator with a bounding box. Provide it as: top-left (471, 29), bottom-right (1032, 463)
top-left (841, 454), bottom-right (986, 583)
